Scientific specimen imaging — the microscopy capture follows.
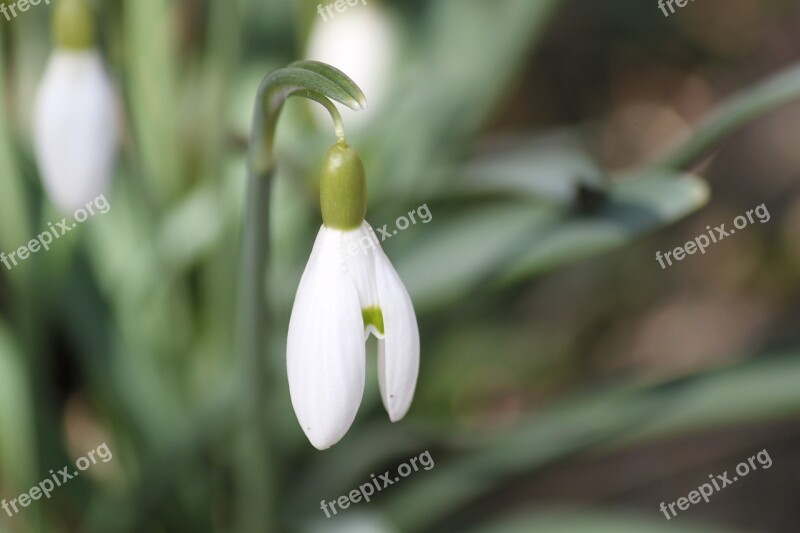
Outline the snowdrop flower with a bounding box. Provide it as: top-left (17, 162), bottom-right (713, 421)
top-left (288, 143), bottom-right (419, 450)
top-left (33, 0), bottom-right (118, 214)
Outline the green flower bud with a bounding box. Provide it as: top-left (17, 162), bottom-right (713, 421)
top-left (320, 142), bottom-right (367, 230)
top-left (54, 0), bottom-right (96, 50)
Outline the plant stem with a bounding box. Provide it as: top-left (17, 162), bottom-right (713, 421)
top-left (236, 162), bottom-right (273, 532)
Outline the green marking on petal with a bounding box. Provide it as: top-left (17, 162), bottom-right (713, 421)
top-left (362, 306), bottom-right (384, 336)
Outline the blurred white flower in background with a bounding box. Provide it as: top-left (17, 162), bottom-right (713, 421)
top-left (33, 0), bottom-right (119, 214)
top-left (305, 1), bottom-right (400, 129)
top-left (34, 51), bottom-right (119, 214)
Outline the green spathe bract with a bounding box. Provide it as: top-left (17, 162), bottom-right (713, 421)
top-left (54, 0), bottom-right (95, 50)
top-left (320, 142), bottom-right (367, 230)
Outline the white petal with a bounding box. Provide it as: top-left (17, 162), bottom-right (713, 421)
top-left (341, 223), bottom-right (381, 338)
top-left (33, 50), bottom-right (119, 214)
top-left (374, 248), bottom-right (419, 422)
top-left (287, 227), bottom-right (365, 449)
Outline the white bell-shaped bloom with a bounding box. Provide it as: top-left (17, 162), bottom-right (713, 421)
top-left (288, 222), bottom-right (419, 450)
top-left (33, 50), bottom-right (118, 214)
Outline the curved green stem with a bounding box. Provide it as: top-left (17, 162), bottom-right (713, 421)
top-left (654, 62), bottom-right (800, 171)
top-left (295, 89), bottom-right (347, 144)
top-left (237, 60), bottom-right (365, 532)
top-left (247, 60), bottom-right (366, 176)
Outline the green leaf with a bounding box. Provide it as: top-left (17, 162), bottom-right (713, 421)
top-left (0, 322), bottom-right (36, 492)
top-left (497, 171), bottom-right (710, 285)
top-left (155, 185), bottom-right (226, 271)
top-left (459, 131), bottom-right (604, 205)
top-left (653, 61), bottom-right (800, 170)
top-left (382, 385), bottom-right (663, 531)
top-left (616, 353), bottom-right (800, 445)
top-left (396, 171), bottom-right (708, 309)
top-left (0, 37), bottom-right (31, 264)
top-left (382, 352), bottom-right (800, 531)
top-left (396, 201), bottom-right (556, 308)
top-left (124, 0), bottom-right (182, 203)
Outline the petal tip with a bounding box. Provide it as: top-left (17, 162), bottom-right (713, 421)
top-left (308, 435), bottom-right (335, 451)
top-left (302, 424), bottom-right (347, 450)
top-left (386, 399), bottom-right (411, 423)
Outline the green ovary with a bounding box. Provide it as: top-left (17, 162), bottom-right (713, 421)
top-left (54, 0), bottom-right (96, 50)
top-left (320, 143), bottom-right (367, 230)
top-left (361, 307), bottom-right (384, 336)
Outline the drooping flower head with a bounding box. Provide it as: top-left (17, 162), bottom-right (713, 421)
top-left (287, 143), bottom-right (420, 450)
top-left (33, 0), bottom-right (119, 214)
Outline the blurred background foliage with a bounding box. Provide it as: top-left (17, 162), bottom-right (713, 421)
top-left (1, 0), bottom-right (800, 531)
